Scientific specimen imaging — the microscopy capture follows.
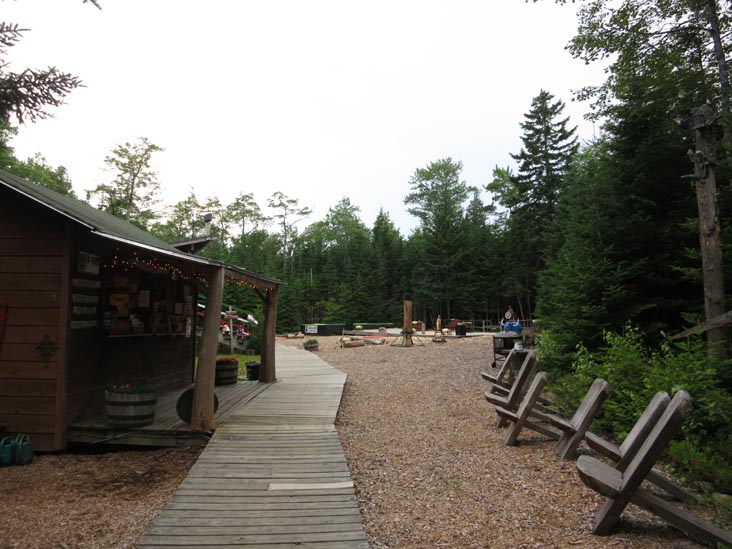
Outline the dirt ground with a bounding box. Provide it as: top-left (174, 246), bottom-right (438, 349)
top-left (0, 333), bottom-right (726, 548)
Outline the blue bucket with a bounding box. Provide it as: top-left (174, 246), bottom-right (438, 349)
top-left (504, 321), bottom-right (522, 334)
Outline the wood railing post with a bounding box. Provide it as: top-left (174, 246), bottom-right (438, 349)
top-left (191, 266), bottom-right (224, 430)
top-left (261, 285), bottom-right (278, 382)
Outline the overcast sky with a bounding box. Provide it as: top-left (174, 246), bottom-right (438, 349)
top-left (5, 0), bottom-right (605, 235)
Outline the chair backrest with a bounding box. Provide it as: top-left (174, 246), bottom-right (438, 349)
top-left (617, 391), bottom-right (670, 471)
top-left (494, 348), bottom-right (518, 379)
top-left (517, 371), bottom-right (549, 416)
top-left (621, 390), bottom-right (692, 495)
top-left (569, 378), bottom-right (610, 426)
top-left (506, 350), bottom-right (537, 401)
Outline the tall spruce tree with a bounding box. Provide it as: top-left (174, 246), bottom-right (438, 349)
top-left (510, 90), bottom-right (578, 224)
top-left (490, 90), bottom-right (578, 316)
top-left (370, 209), bottom-right (405, 322)
top-left (404, 158), bottom-right (475, 319)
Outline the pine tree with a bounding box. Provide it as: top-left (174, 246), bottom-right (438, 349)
top-left (494, 91), bottom-right (578, 314)
top-left (404, 158), bottom-right (475, 319)
top-left (511, 90), bottom-right (578, 225)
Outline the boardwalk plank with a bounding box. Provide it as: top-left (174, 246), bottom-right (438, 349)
top-left (154, 515), bottom-right (362, 527)
top-left (149, 523), bottom-right (366, 536)
top-left (141, 531), bottom-right (367, 545)
top-left (145, 540), bottom-right (368, 549)
top-left (160, 508), bottom-right (362, 519)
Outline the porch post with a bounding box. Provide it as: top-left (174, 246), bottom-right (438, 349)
top-left (191, 265), bottom-right (224, 430)
top-left (261, 285), bottom-right (278, 382)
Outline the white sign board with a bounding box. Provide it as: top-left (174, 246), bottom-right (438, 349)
top-left (304, 325), bottom-right (318, 334)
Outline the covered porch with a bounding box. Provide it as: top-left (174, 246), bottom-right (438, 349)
top-left (67, 380), bottom-right (272, 447)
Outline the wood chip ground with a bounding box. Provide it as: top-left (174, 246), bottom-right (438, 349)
top-left (0, 334), bottom-right (724, 548)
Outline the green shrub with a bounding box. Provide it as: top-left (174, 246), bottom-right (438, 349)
top-left (547, 323), bottom-right (732, 492)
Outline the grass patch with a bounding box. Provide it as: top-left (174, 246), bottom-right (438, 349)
top-left (217, 353), bottom-right (262, 379)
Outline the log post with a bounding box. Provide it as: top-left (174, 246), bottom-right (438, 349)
top-left (260, 286), bottom-right (279, 382)
top-left (690, 105), bottom-right (728, 357)
top-left (191, 265), bottom-right (224, 430)
top-left (403, 300), bottom-right (413, 347)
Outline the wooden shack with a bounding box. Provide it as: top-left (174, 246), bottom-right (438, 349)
top-left (0, 170), bottom-right (282, 451)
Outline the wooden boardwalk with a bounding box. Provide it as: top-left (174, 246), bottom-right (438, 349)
top-left (139, 345), bottom-right (369, 548)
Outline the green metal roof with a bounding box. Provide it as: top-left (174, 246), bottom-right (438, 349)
top-left (0, 168), bottom-right (183, 253)
top-left (0, 169), bottom-right (284, 288)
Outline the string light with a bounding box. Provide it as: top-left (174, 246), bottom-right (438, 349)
top-left (102, 249), bottom-right (261, 289)
top-left (103, 249), bottom-right (193, 281)
top-left (225, 277), bottom-right (259, 289)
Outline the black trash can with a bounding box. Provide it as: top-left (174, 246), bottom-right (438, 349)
top-left (246, 361), bottom-right (261, 381)
top-left (455, 324), bottom-right (467, 337)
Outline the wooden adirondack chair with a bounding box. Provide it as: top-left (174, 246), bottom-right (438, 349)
top-left (496, 376), bottom-right (610, 460)
top-left (495, 371), bottom-right (557, 446)
top-left (484, 350), bottom-right (537, 428)
top-left (575, 390), bottom-right (731, 546)
top-left (584, 391), bottom-right (698, 503)
top-left (480, 348), bottom-right (523, 388)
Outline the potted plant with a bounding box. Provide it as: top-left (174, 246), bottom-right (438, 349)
top-left (304, 339), bottom-right (319, 351)
top-left (104, 383), bottom-right (157, 428)
top-left (215, 356), bottom-right (239, 385)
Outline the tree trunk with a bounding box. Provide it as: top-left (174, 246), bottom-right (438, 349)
top-left (690, 105), bottom-right (728, 357)
top-left (705, 0), bottom-right (732, 146)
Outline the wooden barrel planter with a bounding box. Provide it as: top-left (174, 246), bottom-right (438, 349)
top-left (215, 358), bottom-right (239, 385)
top-left (104, 389), bottom-right (157, 428)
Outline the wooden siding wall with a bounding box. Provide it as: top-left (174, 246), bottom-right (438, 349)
top-left (0, 191), bottom-right (67, 451)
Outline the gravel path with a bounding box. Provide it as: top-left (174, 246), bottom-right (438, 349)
top-left (0, 334), bottom-right (716, 548)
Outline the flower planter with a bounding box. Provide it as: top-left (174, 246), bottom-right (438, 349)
top-left (104, 390), bottom-right (157, 428)
top-left (304, 342), bottom-right (319, 352)
top-left (215, 358), bottom-right (239, 385)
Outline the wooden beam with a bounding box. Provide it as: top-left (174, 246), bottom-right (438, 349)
top-left (252, 287), bottom-right (266, 302)
top-left (223, 266), bottom-right (279, 291)
top-left (191, 266), bottom-right (224, 431)
top-left (667, 310), bottom-right (732, 341)
top-left (260, 286), bottom-right (279, 382)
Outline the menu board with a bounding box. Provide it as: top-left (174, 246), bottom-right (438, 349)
top-left (70, 274), bottom-right (101, 331)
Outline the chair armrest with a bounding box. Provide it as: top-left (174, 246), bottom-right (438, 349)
top-left (576, 455), bottom-right (624, 498)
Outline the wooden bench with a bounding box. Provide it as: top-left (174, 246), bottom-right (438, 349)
top-left (496, 376), bottom-right (609, 459)
top-left (576, 390), bottom-right (732, 546)
top-left (584, 391), bottom-right (699, 503)
top-left (484, 350), bottom-right (537, 428)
